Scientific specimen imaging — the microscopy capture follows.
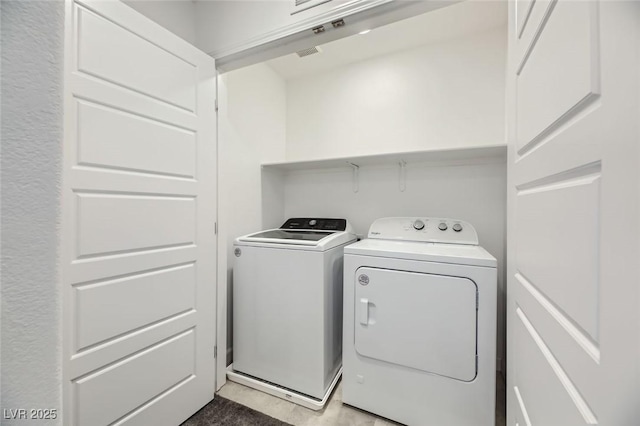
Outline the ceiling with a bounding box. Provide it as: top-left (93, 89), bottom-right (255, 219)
top-left (266, 0), bottom-right (507, 80)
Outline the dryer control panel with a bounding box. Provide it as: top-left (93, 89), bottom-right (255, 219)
top-left (368, 217), bottom-right (479, 245)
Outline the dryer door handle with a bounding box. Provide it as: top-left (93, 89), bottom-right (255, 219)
top-left (359, 298), bottom-right (369, 325)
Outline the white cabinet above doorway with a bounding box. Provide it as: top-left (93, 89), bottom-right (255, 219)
top-left (197, 0), bottom-right (464, 71)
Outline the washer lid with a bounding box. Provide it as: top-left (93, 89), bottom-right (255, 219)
top-left (236, 229), bottom-right (340, 247)
top-left (235, 218), bottom-right (356, 250)
top-left (246, 229), bottom-right (334, 242)
top-left (344, 238), bottom-right (497, 268)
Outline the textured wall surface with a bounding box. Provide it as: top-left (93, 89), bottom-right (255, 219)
top-left (1, 1), bottom-right (64, 422)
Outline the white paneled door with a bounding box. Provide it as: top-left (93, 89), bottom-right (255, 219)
top-left (60, 1), bottom-right (217, 425)
top-left (507, 1), bottom-right (639, 426)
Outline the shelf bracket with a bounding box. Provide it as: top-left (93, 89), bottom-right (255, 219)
top-left (399, 160), bottom-right (407, 192)
top-left (347, 162), bottom-right (359, 193)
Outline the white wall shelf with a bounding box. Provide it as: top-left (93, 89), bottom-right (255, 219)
top-left (261, 144), bottom-right (507, 172)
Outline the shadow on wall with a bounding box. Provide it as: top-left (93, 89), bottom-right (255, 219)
top-left (227, 268), bottom-right (234, 366)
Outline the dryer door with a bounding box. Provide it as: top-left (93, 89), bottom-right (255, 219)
top-left (354, 267), bottom-right (478, 381)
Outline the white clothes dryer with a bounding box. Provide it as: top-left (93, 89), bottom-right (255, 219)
top-left (342, 217), bottom-right (497, 426)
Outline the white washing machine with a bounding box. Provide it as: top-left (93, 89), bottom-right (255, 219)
top-left (343, 217), bottom-right (497, 426)
top-left (229, 218), bottom-right (356, 409)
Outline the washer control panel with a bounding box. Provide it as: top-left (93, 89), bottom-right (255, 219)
top-left (281, 218), bottom-right (347, 231)
top-left (368, 217), bottom-right (478, 245)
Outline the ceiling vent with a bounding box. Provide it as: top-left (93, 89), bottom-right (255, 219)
top-left (296, 46), bottom-right (322, 58)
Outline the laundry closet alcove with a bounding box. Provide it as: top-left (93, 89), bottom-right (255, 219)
top-left (216, 0), bottom-right (509, 387)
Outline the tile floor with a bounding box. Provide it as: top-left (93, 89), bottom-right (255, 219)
top-left (218, 373), bottom-right (507, 426)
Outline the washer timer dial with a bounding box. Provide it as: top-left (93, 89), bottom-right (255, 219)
top-left (413, 220), bottom-right (425, 230)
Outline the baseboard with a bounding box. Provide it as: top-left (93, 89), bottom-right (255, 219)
top-left (226, 364), bottom-right (341, 411)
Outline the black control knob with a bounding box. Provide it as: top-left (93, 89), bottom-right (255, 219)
top-left (413, 220), bottom-right (425, 230)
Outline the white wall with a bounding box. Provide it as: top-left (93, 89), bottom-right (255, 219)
top-left (124, 0), bottom-right (197, 44)
top-left (196, 0), bottom-right (293, 55)
top-left (217, 63), bottom-right (287, 367)
top-left (1, 1), bottom-right (65, 422)
top-left (194, 0), bottom-right (460, 71)
top-left (195, 0), bottom-right (363, 56)
top-left (282, 160), bottom-right (508, 368)
top-left (285, 27), bottom-right (506, 161)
